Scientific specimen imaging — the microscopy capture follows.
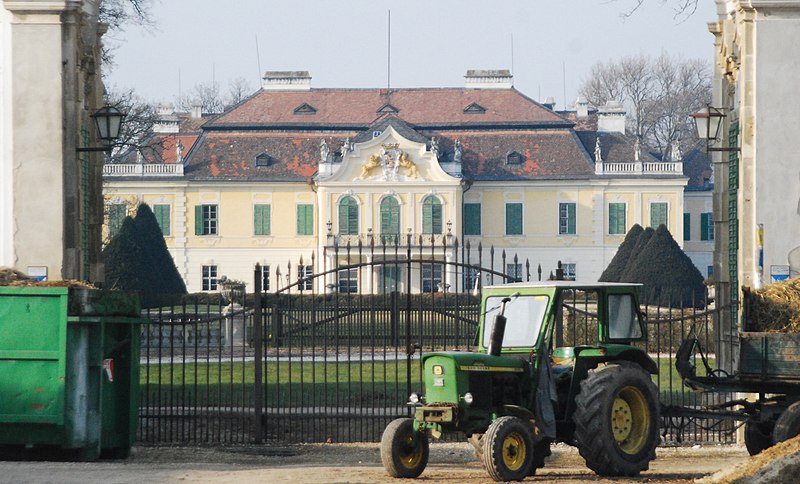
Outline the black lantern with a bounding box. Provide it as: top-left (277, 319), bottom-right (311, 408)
top-left (690, 105), bottom-right (738, 153)
top-left (77, 105), bottom-right (126, 152)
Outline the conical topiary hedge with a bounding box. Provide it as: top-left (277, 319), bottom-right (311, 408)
top-left (599, 224), bottom-right (644, 282)
top-left (601, 224), bottom-right (706, 308)
top-left (103, 203), bottom-right (187, 308)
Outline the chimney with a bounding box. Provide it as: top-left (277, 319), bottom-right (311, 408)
top-left (262, 71), bottom-right (312, 91)
top-left (575, 96), bottom-right (589, 118)
top-left (190, 102), bottom-right (202, 119)
top-left (464, 69), bottom-right (513, 89)
top-left (153, 102), bottom-right (179, 133)
top-left (542, 96), bottom-right (556, 110)
top-left (597, 100), bottom-right (626, 134)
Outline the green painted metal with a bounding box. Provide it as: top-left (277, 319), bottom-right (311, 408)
top-left (0, 287), bottom-right (143, 459)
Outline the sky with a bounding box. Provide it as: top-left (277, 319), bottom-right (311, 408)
top-left (105, 0), bottom-right (719, 111)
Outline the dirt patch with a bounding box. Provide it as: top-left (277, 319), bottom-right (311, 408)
top-left (699, 435), bottom-right (800, 483)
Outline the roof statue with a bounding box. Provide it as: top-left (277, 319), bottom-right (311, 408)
top-left (634, 138), bottom-right (640, 161)
top-left (453, 139), bottom-right (462, 163)
top-left (341, 138), bottom-right (350, 159)
top-left (176, 140), bottom-right (185, 163)
top-left (430, 137), bottom-right (439, 160)
top-left (320, 139), bottom-right (330, 163)
top-left (670, 139), bottom-right (682, 162)
top-left (595, 137), bottom-right (602, 163)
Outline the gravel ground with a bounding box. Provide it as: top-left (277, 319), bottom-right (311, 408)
top-left (0, 442), bottom-right (751, 484)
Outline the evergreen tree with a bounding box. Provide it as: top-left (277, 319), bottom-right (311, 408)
top-left (622, 225), bottom-right (706, 307)
top-left (103, 203), bottom-right (186, 307)
top-left (600, 224), bottom-right (644, 282)
top-left (620, 226), bottom-right (655, 282)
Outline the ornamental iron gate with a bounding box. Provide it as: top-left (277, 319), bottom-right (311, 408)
top-left (137, 239), bottom-right (735, 446)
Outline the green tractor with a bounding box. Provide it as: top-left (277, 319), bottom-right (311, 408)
top-left (380, 282), bottom-right (660, 481)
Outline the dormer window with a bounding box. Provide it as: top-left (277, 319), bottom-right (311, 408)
top-left (372, 130), bottom-right (382, 138)
top-left (506, 151), bottom-right (523, 165)
top-left (463, 102), bottom-right (486, 114)
top-left (377, 103), bottom-right (399, 114)
top-left (293, 103), bottom-right (317, 115)
top-left (255, 153), bottom-right (272, 167)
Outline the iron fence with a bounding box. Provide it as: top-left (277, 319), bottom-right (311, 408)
top-left (136, 240), bottom-right (736, 446)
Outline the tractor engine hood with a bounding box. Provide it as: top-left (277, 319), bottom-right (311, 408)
top-left (420, 351), bottom-right (528, 405)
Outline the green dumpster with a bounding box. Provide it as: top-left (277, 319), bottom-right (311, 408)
top-left (0, 286), bottom-right (144, 460)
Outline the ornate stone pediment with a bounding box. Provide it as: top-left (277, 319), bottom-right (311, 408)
top-left (359, 144), bottom-right (418, 181)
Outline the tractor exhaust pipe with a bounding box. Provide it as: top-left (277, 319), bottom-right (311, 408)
top-left (488, 296), bottom-right (512, 356)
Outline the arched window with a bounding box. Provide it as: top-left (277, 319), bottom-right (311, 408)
top-left (338, 196), bottom-right (359, 235)
top-left (422, 195), bottom-right (442, 234)
top-left (380, 197), bottom-right (400, 243)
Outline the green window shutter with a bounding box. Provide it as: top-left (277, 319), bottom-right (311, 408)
top-left (684, 213), bottom-right (691, 241)
top-left (422, 196), bottom-right (442, 234)
top-left (559, 202), bottom-right (576, 235)
top-left (154, 204), bottom-right (171, 236)
top-left (195, 205), bottom-right (203, 235)
top-left (338, 197), bottom-right (358, 235)
top-left (650, 202), bottom-right (667, 228)
top-left (254, 204), bottom-right (271, 236)
top-left (463, 203), bottom-right (481, 235)
top-left (506, 203), bottom-right (522, 235)
top-left (380, 198), bottom-right (400, 235)
top-left (609, 203), bottom-right (626, 234)
top-left (701, 212), bottom-right (711, 241)
top-left (297, 204), bottom-right (313, 236)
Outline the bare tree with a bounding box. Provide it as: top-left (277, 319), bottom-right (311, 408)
top-left (100, 0), bottom-right (155, 66)
top-left (175, 81), bottom-right (226, 115)
top-left (104, 86), bottom-right (161, 160)
top-left (619, 0), bottom-right (699, 21)
top-left (227, 77), bottom-right (254, 107)
top-left (579, 52), bottom-right (711, 159)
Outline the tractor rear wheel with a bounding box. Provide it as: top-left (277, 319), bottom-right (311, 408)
top-left (773, 401), bottom-right (800, 445)
top-left (481, 416), bottom-right (534, 481)
top-left (380, 418), bottom-right (429, 478)
top-left (744, 420), bottom-right (774, 456)
top-left (574, 361), bottom-right (660, 477)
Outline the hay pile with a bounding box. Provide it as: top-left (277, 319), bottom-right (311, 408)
top-left (745, 277), bottom-right (800, 332)
top-left (0, 267), bottom-right (96, 289)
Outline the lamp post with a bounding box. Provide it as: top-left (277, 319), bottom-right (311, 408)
top-left (690, 105), bottom-right (739, 153)
top-left (77, 105), bottom-right (126, 153)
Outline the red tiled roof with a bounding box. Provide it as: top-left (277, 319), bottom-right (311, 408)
top-left (209, 88), bottom-right (569, 127)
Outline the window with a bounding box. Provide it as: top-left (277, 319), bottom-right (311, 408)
top-left (379, 265), bottom-right (400, 293)
top-left (608, 203), bottom-right (626, 235)
top-left (202, 265), bottom-right (218, 291)
top-left (607, 294), bottom-right (642, 340)
top-left (559, 203), bottom-right (576, 235)
top-left (195, 204), bottom-right (218, 235)
top-left (338, 196), bottom-right (359, 235)
top-left (650, 202), bottom-right (668, 228)
top-left (684, 213), bottom-right (691, 241)
top-left (296, 204), bottom-right (313, 236)
top-left (421, 264), bottom-right (443, 293)
top-left (481, 295), bottom-right (549, 349)
top-left (707, 265), bottom-right (714, 277)
top-left (107, 203), bottom-right (127, 239)
top-left (422, 195), bottom-right (442, 234)
top-left (259, 265), bottom-right (270, 291)
top-left (506, 151), bottom-right (523, 165)
top-left (463, 203), bottom-right (481, 235)
top-left (506, 203), bottom-right (523, 235)
top-left (464, 269), bottom-right (480, 293)
top-left (254, 204), bottom-right (271, 236)
top-left (298, 264), bottom-right (313, 291)
top-left (506, 263), bottom-right (523, 282)
top-left (255, 153), bottom-right (271, 167)
top-left (562, 263), bottom-right (576, 281)
top-left (372, 130), bottom-right (382, 138)
top-left (380, 197), bottom-right (400, 244)
top-left (701, 212), bottom-right (714, 241)
top-left (338, 269), bottom-right (358, 293)
top-left (153, 204), bottom-right (171, 236)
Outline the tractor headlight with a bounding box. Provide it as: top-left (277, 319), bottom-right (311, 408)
top-left (462, 392), bottom-right (474, 406)
top-left (409, 393), bottom-right (420, 404)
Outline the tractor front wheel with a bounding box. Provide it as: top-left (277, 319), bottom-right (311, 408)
top-left (744, 420), bottom-right (774, 456)
top-left (380, 418), bottom-right (429, 478)
top-left (574, 361), bottom-right (660, 477)
top-left (481, 416), bottom-right (534, 481)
